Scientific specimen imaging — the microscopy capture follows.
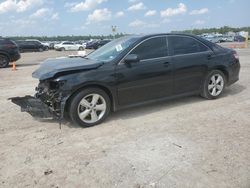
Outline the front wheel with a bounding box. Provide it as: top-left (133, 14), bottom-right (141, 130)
top-left (201, 70), bottom-right (226, 99)
top-left (0, 55), bottom-right (9, 68)
top-left (69, 88), bottom-right (111, 127)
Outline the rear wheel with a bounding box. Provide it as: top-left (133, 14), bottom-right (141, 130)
top-left (69, 88), bottom-right (111, 127)
top-left (201, 70), bottom-right (226, 99)
top-left (0, 55), bottom-right (9, 68)
top-left (60, 47), bottom-right (65, 51)
top-left (79, 47), bottom-right (84, 51)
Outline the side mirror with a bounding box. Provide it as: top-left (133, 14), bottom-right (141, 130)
top-left (124, 54), bottom-right (139, 64)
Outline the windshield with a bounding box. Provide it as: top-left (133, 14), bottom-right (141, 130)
top-left (87, 36), bottom-right (140, 62)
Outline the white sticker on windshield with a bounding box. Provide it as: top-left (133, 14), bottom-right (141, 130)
top-left (115, 44), bottom-right (123, 52)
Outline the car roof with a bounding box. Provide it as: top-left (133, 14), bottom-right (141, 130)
top-left (131, 33), bottom-right (220, 51)
top-left (137, 33), bottom-right (200, 39)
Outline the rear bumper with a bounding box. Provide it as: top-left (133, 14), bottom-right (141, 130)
top-left (9, 52), bottom-right (21, 62)
top-left (227, 61), bottom-right (240, 86)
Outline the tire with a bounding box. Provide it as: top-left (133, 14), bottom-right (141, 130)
top-left (69, 88), bottom-right (111, 127)
top-left (0, 55), bottom-right (10, 68)
top-left (201, 70), bottom-right (226, 99)
top-left (60, 47), bottom-right (65, 51)
top-left (79, 47), bottom-right (84, 51)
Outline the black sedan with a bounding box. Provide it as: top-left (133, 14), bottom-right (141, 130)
top-left (16, 40), bottom-right (48, 52)
top-left (86, 39), bottom-right (111, 49)
top-left (12, 34), bottom-right (240, 127)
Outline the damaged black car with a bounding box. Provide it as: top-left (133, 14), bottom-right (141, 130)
top-left (11, 34), bottom-right (240, 127)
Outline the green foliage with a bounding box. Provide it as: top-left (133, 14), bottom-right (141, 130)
top-left (8, 33), bottom-right (126, 42)
top-left (171, 26), bottom-right (250, 35)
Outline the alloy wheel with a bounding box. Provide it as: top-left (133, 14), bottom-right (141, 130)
top-left (77, 94), bottom-right (107, 123)
top-left (0, 56), bottom-right (9, 68)
top-left (208, 74), bottom-right (224, 97)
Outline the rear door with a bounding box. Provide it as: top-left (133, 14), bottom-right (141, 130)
top-left (62, 42), bottom-right (70, 50)
top-left (116, 36), bottom-right (174, 106)
top-left (23, 41), bottom-right (33, 51)
top-left (28, 41), bottom-right (38, 51)
top-left (168, 35), bottom-right (213, 94)
top-left (68, 42), bottom-right (75, 50)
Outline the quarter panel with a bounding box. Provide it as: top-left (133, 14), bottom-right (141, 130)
top-left (172, 52), bottom-right (213, 94)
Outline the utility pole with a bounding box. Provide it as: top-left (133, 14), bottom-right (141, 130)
top-left (111, 25), bottom-right (117, 39)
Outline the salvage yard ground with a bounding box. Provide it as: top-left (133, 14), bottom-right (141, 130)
top-left (0, 46), bottom-right (249, 188)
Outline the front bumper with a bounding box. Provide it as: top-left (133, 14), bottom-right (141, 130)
top-left (10, 96), bottom-right (53, 118)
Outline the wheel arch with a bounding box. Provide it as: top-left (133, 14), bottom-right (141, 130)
top-left (211, 65), bottom-right (229, 83)
top-left (64, 83), bottom-right (115, 115)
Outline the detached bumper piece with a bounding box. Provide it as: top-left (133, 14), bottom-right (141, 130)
top-left (10, 96), bottom-right (53, 119)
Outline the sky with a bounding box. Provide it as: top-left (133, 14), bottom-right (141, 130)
top-left (0, 0), bottom-right (249, 36)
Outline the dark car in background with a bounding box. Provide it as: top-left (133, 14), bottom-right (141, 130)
top-left (86, 39), bottom-right (111, 49)
top-left (16, 40), bottom-right (48, 52)
top-left (234, 35), bottom-right (246, 42)
top-left (0, 38), bottom-right (20, 68)
top-left (12, 34), bottom-right (240, 127)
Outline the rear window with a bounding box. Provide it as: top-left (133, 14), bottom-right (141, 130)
top-left (169, 36), bottom-right (209, 55)
top-left (0, 39), bottom-right (15, 45)
top-left (0, 39), bottom-right (18, 49)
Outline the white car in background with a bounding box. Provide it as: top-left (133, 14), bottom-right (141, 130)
top-left (54, 41), bottom-right (85, 51)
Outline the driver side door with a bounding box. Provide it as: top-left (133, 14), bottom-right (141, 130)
top-left (115, 36), bottom-right (174, 106)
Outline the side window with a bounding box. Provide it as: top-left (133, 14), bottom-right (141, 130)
top-left (130, 37), bottom-right (168, 60)
top-left (169, 36), bottom-right (209, 55)
top-left (27, 41), bottom-right (34, 45)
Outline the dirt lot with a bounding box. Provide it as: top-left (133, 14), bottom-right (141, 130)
top-left (0, 48), bottom-right (249, 188)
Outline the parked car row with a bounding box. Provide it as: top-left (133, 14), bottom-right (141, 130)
top-left (202, 35), bottom-right (246, 43)
top-left (0, 37), bottom-right (113, 68)
top-left (14, 39), bottom-right (112, 52)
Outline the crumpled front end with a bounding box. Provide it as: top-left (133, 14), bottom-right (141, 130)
top-left (10, 79), bottom-right (69, 121)
top-left (35, 80), bottom-right (63, 117)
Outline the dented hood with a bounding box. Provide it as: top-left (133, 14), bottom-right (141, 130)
top-left (32, 57), bottom-right (103, 80)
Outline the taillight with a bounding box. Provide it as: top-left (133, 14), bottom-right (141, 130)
top-left (233, 53), bottom-right (239, 60)
top-left (4, 44), bottom-right (17, 48)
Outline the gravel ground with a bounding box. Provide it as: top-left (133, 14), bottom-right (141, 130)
top-left (0, 48), bottom-right (249, 188)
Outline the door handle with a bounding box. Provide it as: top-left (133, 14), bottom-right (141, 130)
top-left (207, 54), bottom-right (212, 60)
top-left (163, 62), bottom-right (170, 67)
